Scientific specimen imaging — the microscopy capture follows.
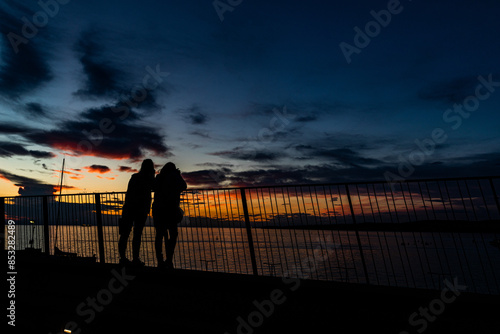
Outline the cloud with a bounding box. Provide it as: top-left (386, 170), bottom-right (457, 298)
top-left (23, 104), bottom-right (171, 160)
top-left (195, 162), bottom-right (235, 168)
top-left (0, 123), bottom-right (28, 134)
top-left (118, 166), bottom-right (138, 173)
top-left (210, 147), bottom-right (285, 162)
top-left (0, 168), bottom-right (74, 196)
top-left (418, 76), bottom-right (480, 104)
top-left (53, 169), bottom-right (84, 180)
top-left (0, 3), bottom-right (53, 99)
top-left (85, 165), bottom-right (111, 174)
top-left (0, 142), bottom-right (55, 159)
top-left (190, 130), bottom-right (212, 139)
top-left (18, 102), bottom-right (49, 118)
top-left (295, 146), bottom-right (383, 167)
top-left (182, 169), bottom-right (229, 188)
top-left (73, 30), bottom-right (125, 99)
top-left (178, 105), bottom-right (210, 125)
top-left (183, 146), bottom-right (500, 188)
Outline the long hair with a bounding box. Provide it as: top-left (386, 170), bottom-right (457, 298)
top-left (139, 159), bottom-right (155, 176)
top-left (160, 162), bottom-right (176, 175)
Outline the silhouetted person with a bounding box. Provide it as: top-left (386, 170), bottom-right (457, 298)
top-left (118, 159), bottom-right (155, 266)
top-left (152, 162), bottom-right (187, 269)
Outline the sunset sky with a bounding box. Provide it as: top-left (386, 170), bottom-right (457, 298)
top-left (1, 0), bottom-right (499, 197)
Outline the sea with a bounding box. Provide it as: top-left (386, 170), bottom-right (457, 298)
top-left (9, 225), bottom-right (500, 295)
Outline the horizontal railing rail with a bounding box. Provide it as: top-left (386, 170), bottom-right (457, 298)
top-left (2, 176), bottom-right (500, 295)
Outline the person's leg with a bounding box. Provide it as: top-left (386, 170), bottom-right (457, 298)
top-left (165, 223), bottom-right (178, 268)
top-left (132, 215), bottom-right (147, 262)
top-left (153, 212), bottom-right (166, 265)
top-left (118, 217), bottom-right (133, 262)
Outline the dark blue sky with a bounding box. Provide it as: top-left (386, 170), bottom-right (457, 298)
top-left (0, 0), bottom-right (499, 195)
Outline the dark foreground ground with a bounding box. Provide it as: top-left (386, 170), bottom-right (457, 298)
top-left (9, 251), bottom-right (500, 334)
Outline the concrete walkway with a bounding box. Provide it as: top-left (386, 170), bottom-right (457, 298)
top-left (12, 252), bottom-right (500, 334)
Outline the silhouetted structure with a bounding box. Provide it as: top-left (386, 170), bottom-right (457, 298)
top-left (152, 162), bottom-right (187, 269)
top-left (118, 159), bottom-right (155, 265)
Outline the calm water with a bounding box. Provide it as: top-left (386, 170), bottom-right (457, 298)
top-left (10, 225), bottom-right (500, 294)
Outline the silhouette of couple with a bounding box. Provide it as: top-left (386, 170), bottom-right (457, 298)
top-left (118, 159), bottom-right (187, 269)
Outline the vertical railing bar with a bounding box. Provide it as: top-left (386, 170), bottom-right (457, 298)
top-left (345, 184), bottom-right (370, 285)
top-left (474, 180), bottom-right (499, 293)
top-left (477, 180), bottom-right (492, 221)
top-left (247, 189), bottom-right (262, 274)
top-left (337, 185), bottom-right (355, 283)
top-left (464, 181), bottom-right (478, 221)
top-left (254, 188), bottom-right (270, 274)
top-left (362, 184), bottom-right (379, 285)
top-left (94, 194), bottom-right (106, 263)
top-left (422, 182), bottom-right (445, 289)
top-left (489, 178), bottom-right (500, 218)
top-left (282, 187), bottom-right (299, 279)
top-left (382, 183), bottom-right (403, 286)
top-left (261, 187), bottom-right (276, 276)
top-left (321, 185), bottom-right (339, 282)
top-left (298, 186), bottom-right (314, 277)
top-left (1, 197), bottom-right (5, 231)
top-left (193, 191), bottom-right (204, 271)
top-left (240, 188), bottom-right (258, 276)
top-left (43, 196), bottom-right (50, 256)
top-left (373, 184), bottom-right (395, 286)
top-left (391, 183), bottom-right (413, 287)
top-left (233, 189), bottom-right (250, 274)
top-left (213, 189), bottom-right (226, 272)
top-left (201, 189), bottom-right (212, 271)
top-left (272, 187), bottom-right (288, 277)
top-left (399, 182), bottom-right (412, 223)
top-left (456, 181), bottom-right (470, 221)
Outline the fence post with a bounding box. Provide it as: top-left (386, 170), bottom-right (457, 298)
top-left (43, 196), bottom-right (50, 256)
top-left (1, 197), bottom-right (5, 252)
top-left (94, 194), bottom-right (106, 263)
top-left (240, 188), bottom-right (258, 276)
top-left (0, 197), bottom-right (4, 225)
top-left (489, 178), bottom-right (500, 218)
top-left (345, 184), bottom-right (370, 285)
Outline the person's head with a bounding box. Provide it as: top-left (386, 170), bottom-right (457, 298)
top-left (140, 159), bottom-right (155, 176)
top-left (160, 162), bottom-right (176, 175)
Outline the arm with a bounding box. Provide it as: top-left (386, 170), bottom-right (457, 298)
top-left (177, 170), bottom-right (187, 192)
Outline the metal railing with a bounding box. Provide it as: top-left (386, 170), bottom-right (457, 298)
top-left (3, 176), bottom-right (500, 295)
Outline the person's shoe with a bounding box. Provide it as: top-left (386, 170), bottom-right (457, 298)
top-left (119, 258), bottom-right (132, 266)
top-left (132, 258), bottom-right (145, 267)
top-left (157, 260), bottom-right (168, 269)
top-left (165, 260), bottom-right (174, 270)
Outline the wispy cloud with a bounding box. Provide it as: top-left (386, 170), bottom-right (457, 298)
top-left (0, 168), bottom-right (74, 196)
top-left (210, 147), bottom-right (285, 162)
top-left (0, 142), bottom-right (55, 159)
